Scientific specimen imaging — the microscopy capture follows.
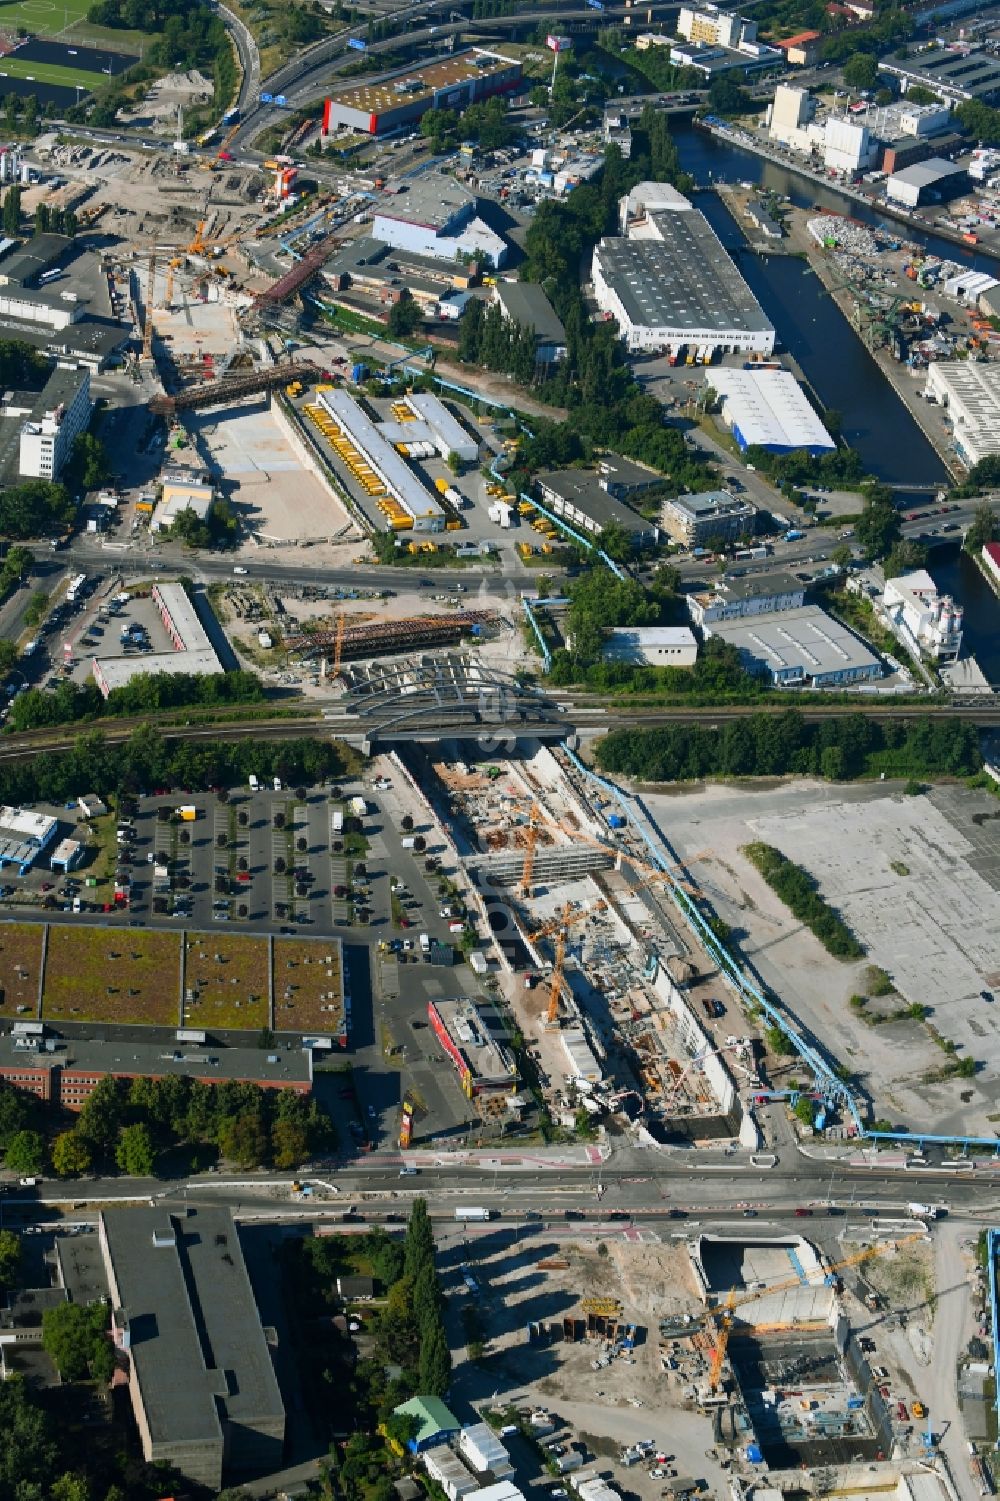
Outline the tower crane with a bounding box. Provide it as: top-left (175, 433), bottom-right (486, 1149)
top-left (519, 801), bottom-right (541, 899)
top-left (703, 1231), bottom-right (928, 1393)
top-left (141, 250), bottom-right (156, 362)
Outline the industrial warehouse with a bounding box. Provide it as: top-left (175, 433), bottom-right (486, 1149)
top-left (91, 581), bottom-right (222, 696)
top-left (321, 49), bottom-right (523, 136)
top-left (707, 368), bottom-right (836, 454)
top-left (592, 189), bottom-right (775, 356)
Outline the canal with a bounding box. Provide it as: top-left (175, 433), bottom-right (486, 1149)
top-left (670, 121), bottom-right (962, 485)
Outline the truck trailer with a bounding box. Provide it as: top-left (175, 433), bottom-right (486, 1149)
top-left (455, 1206), bottom-right (492, 1222)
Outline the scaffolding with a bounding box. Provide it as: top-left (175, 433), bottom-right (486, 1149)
top-left (148, 362), bottom-right (316, 416)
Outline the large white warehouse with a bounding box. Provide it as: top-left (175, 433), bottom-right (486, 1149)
top-left (925, 360), bottom-right (1000, 467)
top-left (592, 195), bottom-right (774, 357)
top-left (708, 368), bottom-right (835, 454)
top-left (317, 389), bottom-right (446, 531)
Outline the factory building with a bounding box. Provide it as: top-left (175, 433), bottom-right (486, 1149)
top-left (886, 157), bottom-right (967, 207)
top-left (924, 360), bottom-right (1000, 467)
top-left (823, 116), bottom-right (875, 174)
top-left (16, 366), bottom-right (91, 480)
top-left (879, 46), bottom-right (1000, 104)
top-left (592, 194), bottom-right (774, 356)
top-left (323, 49), bottom-right (522, 136)
top-left (661, 489), bottom-right (757, 548)
top-left (882, 571), bottom-right (963, 661)
top-left (492, 282), bottom-right (567, 367)
top-left (708, 368), bottom-right (836, 454)
top-left (706, 605), bottom-right (883, 686)
top-left (92, 581), bottom-right (222, 698)
top-left (602, 626), bottom-right (698, 667)
top-left (0, 806), bottom-right (59, 873)
top-left (459, 1423), bottom-right (513, 1476)
top-left (100, 1206), bottom-right (284, 1492)
top-left (317, 388), bottom-right (446, 531)
top-left (371, 174), bottom-right (507, 268)
top-left (768, 84), bottom-right (816, 147)
top-left (535, 466), bottom-right (659, 546)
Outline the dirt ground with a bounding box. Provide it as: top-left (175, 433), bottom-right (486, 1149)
top-left (637, 779), bottom-right (1000, 1135)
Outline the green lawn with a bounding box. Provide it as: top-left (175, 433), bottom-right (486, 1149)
top-left (0, 55), bottom-right (107, 88)
top-left (0, 0), bottom-right (90, 33)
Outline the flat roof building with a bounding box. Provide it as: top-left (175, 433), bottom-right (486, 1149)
top-left (603, 626), bottom-right (698, 667)
top-left (91, 581), bottom-right (223, 698)
top-left (707, 603), bottom-right (882, 686)
top-left (687, 570), bottom-right (805, 626)
top-left (403, 392), bottom-right (479, 462)
top-left (372, 174), bottom-right (507, 267)
top-left (536, 468), bottom-right (659, 546)
top-left (0, 805), bottom-right (59, 872)
top-left (492, 282), bottom-right (567, 366)
top-left (427, 997), bottom-right (518, 1095)
top-left (17, 366), bottom-right (91, 482)
top-left (708, 368), bottom-right (835, 454)
top-left (0, 233), bottom-right (72, 288)
top-left (593, 203), bottom-right (774, 356)
top-left (661, 489), bottom-right (757, 547)
top-left (460, 1422), bottom-right (514, 1476)
top-left (925, 359), bottom-right (1000, 466)
top-left (100, 1206), bottom-right (284, 1492)
top-left (424, 1445), bottom-right (480, 1501)
top-left (323, 49), bottom-right (522, 136)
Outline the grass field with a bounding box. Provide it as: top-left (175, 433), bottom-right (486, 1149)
top-left (0, 0), bottom-right (89, 35)
top-left (0, 55), bottom-right (107, 87)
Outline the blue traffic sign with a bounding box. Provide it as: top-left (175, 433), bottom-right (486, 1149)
top-left (347, 37), bottom-right (367, 49)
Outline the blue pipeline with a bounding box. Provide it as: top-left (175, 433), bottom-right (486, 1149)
top-left (521, 597), bottom-right (552, 672)
top-left (989, 1230), bottom-right (1000, 1441)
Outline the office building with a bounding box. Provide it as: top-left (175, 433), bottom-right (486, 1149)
top-left (17, 367), bottom-right (90, 480)
top-left (707, 605), bottom-right (882, 686)
top-left (708, 368), bottom-right (835, 454)
top-left (322, 49), bottom-right (521, 136)
top-left (100, 1206), bottom-right (284, 1491)
top-left (882, 570), bottom-right (963, 661)
top-left (686, 570), bottom-right (805, 627)
top-left (602, 626), bottom-right (698, 667)
top-left (677, 6), bottom-right (757, 47)
top-left (92, 581), bottom-right (222, 697)
top-left (371, 174), bottom-right (506, 267)
top-left (535, 467), bottom-right (658, 546)
top-left (592, 200), bottom-right (774, 356)
top-left (925, 359), bottom-right (1000, 467)
top-left (886, 157), bottom-right (967, 208)
top-left (492, 282), bottom-right (567, 366)
top-left (661, 489), bottom-right (756, 547)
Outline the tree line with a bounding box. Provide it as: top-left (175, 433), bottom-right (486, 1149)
top-left (742, 840), bottom-right (864, 960)
top-left (6, 668), bottom-right (265, 733)
top-left (595, 712), bottom-right (982, 783)
top-left (0, 724), bottom-right (355, 810)
top-left (82, 0), bottom-right (236, 126)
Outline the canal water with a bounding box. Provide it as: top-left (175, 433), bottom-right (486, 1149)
top-left (669, 122), bottom-right (1000, 663)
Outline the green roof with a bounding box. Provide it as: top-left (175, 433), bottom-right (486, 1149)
top-left (393, 1395), bottom-right (459, 1445)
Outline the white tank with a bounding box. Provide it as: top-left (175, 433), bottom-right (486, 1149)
top-left (19, 162), bottom-right (29, 185)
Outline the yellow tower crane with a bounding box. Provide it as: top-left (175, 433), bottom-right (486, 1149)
top-left (705, 1230), bottom-right (929, 1393)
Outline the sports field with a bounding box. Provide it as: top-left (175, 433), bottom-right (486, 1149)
top-left (0, 55), bottom-right (106, 87)
top-left (0, 0), bottom-right (90, 35)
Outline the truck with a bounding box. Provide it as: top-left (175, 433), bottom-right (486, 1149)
top-left (177, 806), bottom-right (198, 822)
top-left (455, 1207), bottom-right (492, 1222)
top-left (332, 809), bottom-right (344, 835)
top-left (248, 774), bottom-right (260, 792)
top-left (401, 836), bottom-right (416, 850)
top-left (469, 950), bottom-right (488, 976)
top-left (907, 1202), bottom-right (942, 1219)
top-left (419, 933), bottom-right (431, 954)
top-left (22, 639), bottom-right (38, 657)
top-left (444, 487), bottom-right (464, 508)
top-left (785, 529), bottom-right (805, 541)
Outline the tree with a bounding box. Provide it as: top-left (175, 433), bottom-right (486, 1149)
top-left (76, 1076), bottom-right (122, 1153)
top-left (855, 484), bottom-right (901, 561)
top-left (964, 499), bottom-right (999, 551)
top-left (413, 835), bottom-right (426, 853)
top-left (116, 1121), bottom-right (155, 1177)
top-left (51, 1130), bottom-right (92, 1178)
top-left (400, 814), bottom-right (414, 832)
top-left (793, 1096), bottom-right (816, 1128)
top-left (0, 639), bottom-right (18, 674)
top-left (42, 1301), bottom-right (109, 1381)
top-left (2, 184), bottom-right (20, 237)
top-left (0, 1227), bottom-right (21, 1289)
top-left (446, 451), bottom-right (463, 476)
top-left (883, 537), bottom-right (927, 578)
top-left (387, 290), bottom-right (422, 339)
top-left (404, 1196), bottom-right (435, 1279)
top-left (418, 1320), bottom-right (451, 1396)
top-left (843, 52), bottom-right (878, 91)
top-left (219, 1110), bottom-right (268, 1168)
top-left (5, 1128), bottom-right (44, 1175)
top-left (272, 1111), bottom-right (309, 1169)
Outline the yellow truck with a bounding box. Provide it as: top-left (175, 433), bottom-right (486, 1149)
top-left (177, 805), bottom-right (198, 822)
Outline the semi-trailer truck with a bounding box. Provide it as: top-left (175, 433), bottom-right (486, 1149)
top-left (455, 1207), bottom-right (492, 1222)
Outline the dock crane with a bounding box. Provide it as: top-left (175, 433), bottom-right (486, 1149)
top-left (704, 1231), bottom-right (929, 1393)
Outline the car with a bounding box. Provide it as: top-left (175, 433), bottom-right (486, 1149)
top-left (794, 1207), bottom-right (813, 1217)
top-left (897, 1401), bottom-right (909, 1422)
top-left (233, 565), bottom-right (248, 575)
top-left (742, 1208), bottom-right (757, 1217)
top-left (41, 882), bottom-right (53, 891)
top-left (367, 1105), bottom-right (376, 1118)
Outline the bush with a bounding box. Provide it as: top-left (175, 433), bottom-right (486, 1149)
top-left (865, 965), bottom-right (894, 998)
top-left (744, 842), bottom-right (864, 961)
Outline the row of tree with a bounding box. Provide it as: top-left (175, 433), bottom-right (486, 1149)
top-left (27, 1071), bottom-right (337, 1178)
top-left (595, 712), bottom-right (983, 782)
top-left (0, 479), bottom-right (75, 541)
top-left (742, 840), bottom-right (864, 959)
top-left (6, 668), bottom-right (265, 733)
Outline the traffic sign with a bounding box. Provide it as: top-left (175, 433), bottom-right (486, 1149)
top-left (347, 37), bottom-right (367, 49)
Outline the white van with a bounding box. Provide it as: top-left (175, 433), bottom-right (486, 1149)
top-left (419, 933), bottom-right (431, 954)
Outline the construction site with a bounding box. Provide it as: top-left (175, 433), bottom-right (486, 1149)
top-left (413, 744), bottom-right (759, 1146)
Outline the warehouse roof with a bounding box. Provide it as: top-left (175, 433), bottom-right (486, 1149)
top-left (100, 1206), bottom-right (284, 1448)
top-left (710, 604), bottom-right (881, 680)
top-left (328, 48), bottom-right (519, 118)
top-left (403, 392), bottom-right (478, 458)
top-left (888, 157), bottom-right (965, 189)
top-left (493, 282), bottom-right (567, 347)
top-left (880, 46), bottom-right (1000, 101)
top-left (594, 211), bottom-right (773, 336)
top-left (709, 368), bottom-right (835, 452)
top-left (0, 233), bottom-right (72, 287)
top-left (2, 1033), bottom-right (315, 1087)
top-left (93, 648), bottom-right (223, 694)
top-left (319, 388), bottom-right (444, 521)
